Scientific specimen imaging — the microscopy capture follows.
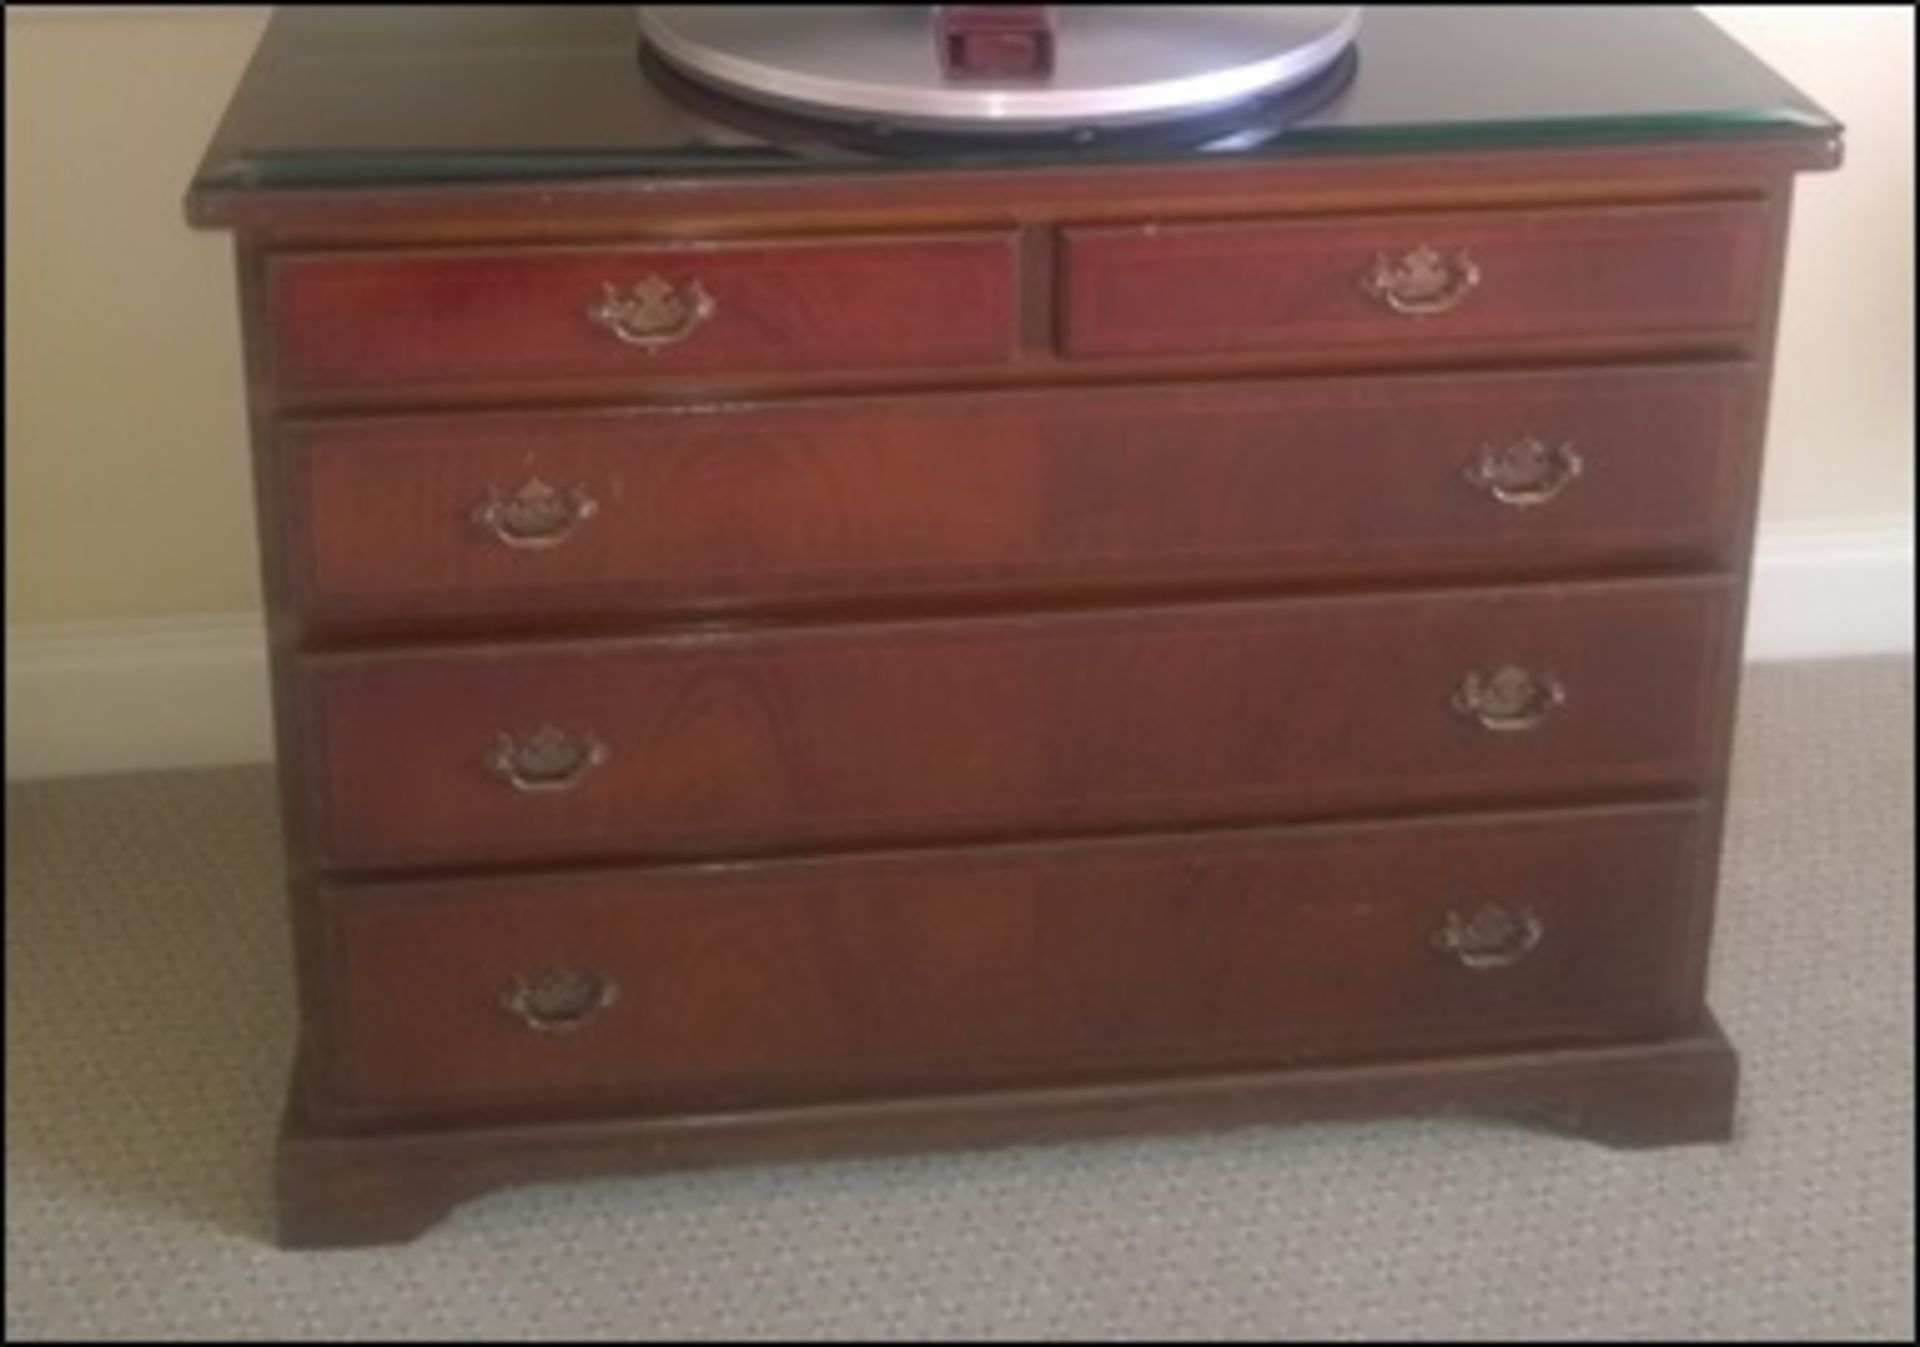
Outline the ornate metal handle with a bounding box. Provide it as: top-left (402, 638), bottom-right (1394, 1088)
top-left (588, 275), bottom-right (715, 351)
top-left (487, 725), bottom-right (608, 793)
top-left (1361, 245), bottom-right (1481, 316)
top-left (1464, 438), bottom-right (1585, 508)
top-left (1453, 666), bottom-right (1566, 733)
top-left (1433, 903), bottom-right (1545, 971)
top-left (503, 968), bottom-right (619, 1033)
top-left (472, 478), bottom-right (600, 550)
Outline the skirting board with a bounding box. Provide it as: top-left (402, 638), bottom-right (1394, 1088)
top-left (6, 614), bottom-right (274, 783)
top-left (7, 525), bottom-right (1912, 781)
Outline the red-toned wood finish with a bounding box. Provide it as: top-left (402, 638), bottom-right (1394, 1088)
top-left (185, 16), bottom-right (1836, 1241)
top-left (1059, 201), bottom-right (1770, 360)
top-left (285, 363), bottom-right (1759, 625)
top-left (277, 1013), bottom-right (1741, 1247)
top-left (321, 802), bottom-right (1709, 1118)
top-left (301, 577), bottom-right (1733, 871)
top-left (267, 232), bottom-right (1019, 395)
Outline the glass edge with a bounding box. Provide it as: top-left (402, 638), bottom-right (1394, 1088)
top-left (190, 112), bottom-right (1842, 195)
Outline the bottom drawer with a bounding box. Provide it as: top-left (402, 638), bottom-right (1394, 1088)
top-left (318, 802), bottom-right (1711, 1117)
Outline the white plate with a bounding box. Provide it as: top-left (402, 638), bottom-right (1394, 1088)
top-left (639, 6), bottom-right (1363, 133)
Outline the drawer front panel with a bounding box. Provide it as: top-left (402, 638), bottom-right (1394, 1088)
top-left (321, 803), bottom-right (1709, 1113)
top-left (1060, 202), bottom-right (1769, 359)
top-left (301, 577), bottom-right (1734, 870)
top-left (267, 233), bottom-right (1018, 395)
top-left (289, 364), bottom-right (1757, 620)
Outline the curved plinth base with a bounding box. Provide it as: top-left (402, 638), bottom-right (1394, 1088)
top-left (276, 1013), bottom-right (1738, 1249)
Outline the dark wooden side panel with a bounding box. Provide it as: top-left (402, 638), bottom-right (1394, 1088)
top-left (1061, 201), bottom-right (1770, 359)
top-left (319, 802), bottom-right (1711, 1116)
top-left (285, 363), bottom-right (1759, 623)
top-left (300, 577), bottom-right (1735, 870)
top-left (266, 232), bottom-right (1019, 394)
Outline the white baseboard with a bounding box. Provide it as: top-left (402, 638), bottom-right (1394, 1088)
top-left (1743, 523), bottom-right (1914, 662)
top-left (6, 525), bottom-right (1913, 781)
top-left (6, 614), bottom-right (271, 782)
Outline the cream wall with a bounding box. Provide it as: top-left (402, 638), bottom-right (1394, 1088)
top-left (4, 7), bottom-right (1913, 628)
top-left (7, 7), bottom-right (270, 625)
top-left (1699, 5), bottom-right (1915, 531)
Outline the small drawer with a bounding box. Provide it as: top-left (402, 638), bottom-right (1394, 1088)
top-left (1059, 201), bottom-right (1770, 360)
top-left (266, 232), bottom-right (1019, 397)
top-left (318, 802), bottom-right (1710, 1115)
top-left (284, 363), bottom-right (1758, 623)
top-left (297, 576), bottom-right (1735, 871)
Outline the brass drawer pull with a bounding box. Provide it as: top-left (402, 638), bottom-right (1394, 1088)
top-left (588, 274), bottom-right (716, 351)
top-left (1361, 245), bottom-right (1481, 316)
top-left (487, 725), bottom-right (608, 793)
top-left (503, 968), bottom-right (619, 1033)
top-left (473, 478), bottom-right (600, 550)
top-left (1464, 437), bottom-right (1584, 508)
top-left (1453, 666), bottom-right (1566, 732)
top-left (1433, 903), bottom-right (1545, 971)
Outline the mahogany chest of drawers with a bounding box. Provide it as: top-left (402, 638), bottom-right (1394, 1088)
top-left (186, 7), bottom-right (1841, 1246)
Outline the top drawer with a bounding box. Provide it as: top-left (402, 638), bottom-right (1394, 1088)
top-left (266, 232), bottom-right (1019, 398)
top-left (1059, 201), bottom-right (1770, 361)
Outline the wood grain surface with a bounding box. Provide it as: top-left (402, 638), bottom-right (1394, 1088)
top-left (300, 576), bottom-right (1735, 870)
top-left (1060, 201), bottom-right (1769, 359)
top-left (285, 363), bottom-right (1759, 625)
top-left (181, 7), bottom-right (1835, 1240)
top-left (320, 801), bottom-right (1710, 1116)
top-left (267, 232), bottom-right (1019, 394)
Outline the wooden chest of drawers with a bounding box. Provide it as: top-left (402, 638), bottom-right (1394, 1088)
top-left (187, 7), bottom-right (1840, 1246)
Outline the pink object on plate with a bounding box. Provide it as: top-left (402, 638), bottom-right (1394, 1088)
top-left (936, 6), bottom-right (1056, 79)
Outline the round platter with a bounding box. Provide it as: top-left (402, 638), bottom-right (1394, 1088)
top-left (638, 6), bottom-right (1364, 135)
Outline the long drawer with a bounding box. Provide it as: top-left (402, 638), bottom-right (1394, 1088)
top-left (298, 576), bottom-right (1735, 871)
top-left (285, 364), bottom-right (1758, 623)
top-left (266, 231), bottom-right (1019, 397)
top-left (319, 801), bottom-right (1710, 1115)
top-left (1060, 201), bottom-right (1770, 360)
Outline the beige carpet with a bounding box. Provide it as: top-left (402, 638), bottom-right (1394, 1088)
top-left (7, 657), bottom-right (1913, 1341)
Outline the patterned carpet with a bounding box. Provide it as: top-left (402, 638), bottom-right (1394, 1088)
top-left (6, 657), bottom-right (1912, 1341)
